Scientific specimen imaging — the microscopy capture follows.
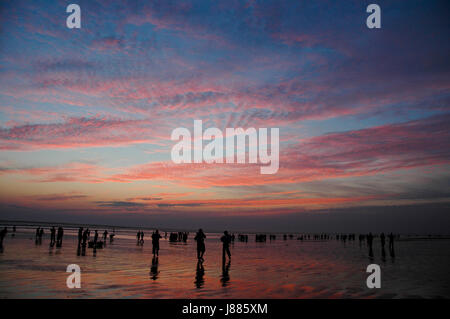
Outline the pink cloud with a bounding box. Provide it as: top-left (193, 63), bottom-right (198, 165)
top-left (0, 116), bottom-right (164, 150)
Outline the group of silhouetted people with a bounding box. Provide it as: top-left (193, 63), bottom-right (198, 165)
top-left (76, 227), bottom-right (113, 256)
top-left (238, 234), bottom-right (249, 242)
top-left (49, 226), bottom-right (64, 247)
top-left (168, 231), bottom-right (189, 242)
top-left (137, 230), bottom-right (145, 245)
top-left (255, 234), bottom-right (267, 242)
top-left (365, 232), bottom-right (396, 259)
top-left (1, 224), bottom-right (399, 269)
top-left (35, 227), bottom-right (44, 244)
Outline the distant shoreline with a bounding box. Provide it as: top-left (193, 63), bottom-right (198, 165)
top-left (1, 219), bottom-right (450, 238)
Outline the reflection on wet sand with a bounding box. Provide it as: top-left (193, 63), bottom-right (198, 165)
top-left (0, 225), bottom-right (449, 298)
top-left (195, 260), bottom-right (205, 289)
top-left (150, 256), bottom-right (159, 280)
top-left (220, 260), bottom-right (231, 287)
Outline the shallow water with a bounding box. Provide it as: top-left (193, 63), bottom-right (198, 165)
top-left (0, 227), bottom-right (449, 298)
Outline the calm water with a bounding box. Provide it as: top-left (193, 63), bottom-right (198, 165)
top-left (0, 226), bottom-right (449, 298)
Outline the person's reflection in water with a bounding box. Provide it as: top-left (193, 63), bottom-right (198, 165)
top-left (195, 259), bottom-right (205, 289)
top-left (220, 259), bottom-right (231, 287)
top-left (150, 256), bottom-right (159, 280)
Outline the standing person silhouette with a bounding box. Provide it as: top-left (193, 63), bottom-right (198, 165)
top-left (194, 229), bottom-right (206, 260)
top-left (78, 227), bottom-right (83, 246)
top-left (94, 230), bottom-right (98, 245)
top-left (35, 227), bottom-right (40, 244)
top-left (0, 227), bottom-right (7, 247)
top-left (151, 230), bottom-right (162, 256)
top-left (388, 233), bottom-right (395, 257)
top-left (103, 230), bottom-right (108, 243)
top-left (82, 228), bottom-right (88, 245)
top-left (50, 226), bottom-right (56, 246)
top-left (82, 228), bottom-right (88, 256)
top-left (221, 231), bottom-right (232, 261)
top-left (56, 227), bottom-right (64, 247)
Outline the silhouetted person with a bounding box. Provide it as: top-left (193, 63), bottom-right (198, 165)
top-left (50, 227), bottom-right (56, 246)
top-left (82, 229), bottom-right (88, 245)
top-left (136, 231), bottom-right (141, 243)
top-left (195, 259), bottom-right (205, 289)
top-left (92, 230), bottom-right (99, 256)
top-left (78, 227), bottom-right (83, 246)
top-left (56, 227), bottom-right (64, 247)
top-left (103, 230), bottom-right (108, 242)
top-left (152, 230), bottom-right (162, 256)
top-left (0, 227), bottom-right (7, 247)
top-left (140, 231), bottom-right (144, 244)
top-left (39, 228), bottom-right (44, 239)
top-left (388, 233), bottom-right (395, 257)
top-left (82, 229), bottom-right (88, 256)
top-left (150, 256), bottom-right (159, 280)
top-left (194, 228), bottom-right (206, 260)
top-left (221, 231), bottom-right (232, 261)
top-left (12, 226), bottom-right (16, 237)
top-left (35, 227), bottom-right (40, 244)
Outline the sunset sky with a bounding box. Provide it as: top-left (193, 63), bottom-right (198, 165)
top-left (0, 0), bottom-right (449, 232)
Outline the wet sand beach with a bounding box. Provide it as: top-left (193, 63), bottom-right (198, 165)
top-left (0, 226), bottom-right (449, 298)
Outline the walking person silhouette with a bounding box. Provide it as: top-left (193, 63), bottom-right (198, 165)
top-left (194, 228), bottom-right (206, 260)
top-left (152, 230), bottom-right (162, 256)
top-left (56, 227), bottom-right (64, 247)
top-left (221, 231), bottom-right (232, 262)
